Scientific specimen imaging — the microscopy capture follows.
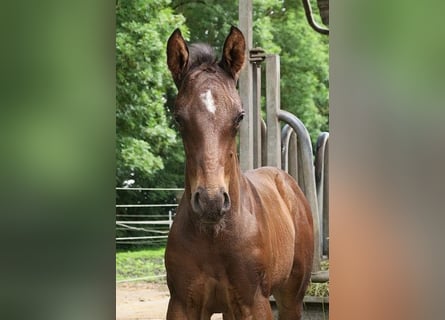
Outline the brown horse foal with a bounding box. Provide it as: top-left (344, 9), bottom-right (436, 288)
top-left (165, 26), bottom-right (314, 320)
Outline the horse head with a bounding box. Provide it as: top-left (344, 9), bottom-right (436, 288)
top-left (167, 27), bottom-right (246, 224)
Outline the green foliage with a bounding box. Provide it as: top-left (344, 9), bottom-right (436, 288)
top-left (116, 1), bottom-right (187, 247)
top-left (172, 0), bottom-right (237, 51)
top-left (116, 0), bottom-right (186, 185)
top-left (249, 1), bottom-right (329, 142)
top-left (271, 8), bottom-right (329, 142)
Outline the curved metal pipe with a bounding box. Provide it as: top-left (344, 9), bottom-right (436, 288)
top-left (301, 0), bottom-right (329, 35)
top-left (281, 124), bottom-right (293, 171)
top-left (315, 132), bottom-right (329, 256)
top-left (281, 124), bottom-right (299, 181)
top-left (261, 119), bottom-right (267, 167)
top-left (315, 133), bottom-right (329, 215)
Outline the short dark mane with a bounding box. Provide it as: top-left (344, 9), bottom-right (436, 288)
top-left (188, 43), bottom-right (217, 69)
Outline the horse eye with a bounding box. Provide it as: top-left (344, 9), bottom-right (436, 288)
top-left (235, 111), bottom-right (245, 124)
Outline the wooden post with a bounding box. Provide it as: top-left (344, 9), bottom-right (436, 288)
top-left (252, 63), bottom-right (262, 169)
top-left (265, 55), bottom-right (281, 168)
top-left (238, 0), bottom-right (254, 171)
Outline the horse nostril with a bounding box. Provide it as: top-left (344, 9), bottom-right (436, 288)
top-left (192, 190), bottom-right (201, 213)
top-left (222, 191), bottom-right (231, 212)
top-left (192, 188), bottom-right (230, 218)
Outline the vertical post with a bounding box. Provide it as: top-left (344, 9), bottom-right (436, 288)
top-left (252, 64), bottom-right (262, 169)
top-left (265, 55), bottom-right (281, 167)
top-left (238, 0), bottom-right (254, 171)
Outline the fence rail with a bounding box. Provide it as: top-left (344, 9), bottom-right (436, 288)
top-left (116, 187), bottom-right (184, 191)
top-left (115, 204), bottom-right (178, 208)
top-left (116, 220), bottom-right (171, 225)
top-left (116, 188), bottom-right (181, 245)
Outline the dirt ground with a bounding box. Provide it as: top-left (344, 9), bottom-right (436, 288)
top-left (116, 282), bottom-right (327, 320)
top-left (116, 281), bottom-right (223, 320)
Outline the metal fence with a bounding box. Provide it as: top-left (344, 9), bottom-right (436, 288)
top-left (115, 187), bottom-right (183, 246)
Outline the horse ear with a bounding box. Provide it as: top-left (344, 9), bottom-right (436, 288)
top-left (167, 29), bottom-right (189, 87)
top-left (219, 26), bottom-right (246, 81)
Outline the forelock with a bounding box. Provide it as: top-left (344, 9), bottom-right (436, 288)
top-left (188, 43), bottom-right (217, 69)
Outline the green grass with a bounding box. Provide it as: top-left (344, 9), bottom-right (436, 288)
top-left (116, 246), bottom-right (329, 297)
top-left (116, 247), bottom-right (165, 282)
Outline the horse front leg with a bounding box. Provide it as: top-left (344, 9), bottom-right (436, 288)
top-left (166, 297), bottom-right (187, 320)
top-left (167, 296), bottom-right (212, 320)
top-left (247, 296), bottom-right (274, 320)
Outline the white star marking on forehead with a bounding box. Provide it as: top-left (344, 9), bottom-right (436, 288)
top-left (200, 89), bottom-right (216, 114)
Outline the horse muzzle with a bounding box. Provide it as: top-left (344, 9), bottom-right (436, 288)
top-left (191, 187), bottom-right (231, 222)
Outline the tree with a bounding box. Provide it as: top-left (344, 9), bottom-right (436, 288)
top-left (116, 0), bottom-right (187, 187)
top-left (270, 6), bottom-right (329, 141)
top-left (116, 1), bottom-right (188, 246)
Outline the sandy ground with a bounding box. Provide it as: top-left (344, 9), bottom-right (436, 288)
top-left (116, 282), bottom-right (327, 320)
top-left (116, 281), bottom-right (223, 320)
top-left (117, 281), bottom-right (328, 320)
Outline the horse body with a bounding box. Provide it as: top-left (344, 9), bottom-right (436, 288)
top-left (165, 27), bottom-right (314, 319)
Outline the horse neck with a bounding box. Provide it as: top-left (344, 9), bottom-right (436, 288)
top-left (227, 156), bottom-right (243, 213)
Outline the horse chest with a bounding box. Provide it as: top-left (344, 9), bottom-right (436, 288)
top-left (186, 260), bottom-right (260, 314)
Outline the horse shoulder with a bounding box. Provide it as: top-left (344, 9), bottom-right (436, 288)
top-left (242, 168), bottom-right (305, 282)
top-left (245, 167), bottom-right (311, 221)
